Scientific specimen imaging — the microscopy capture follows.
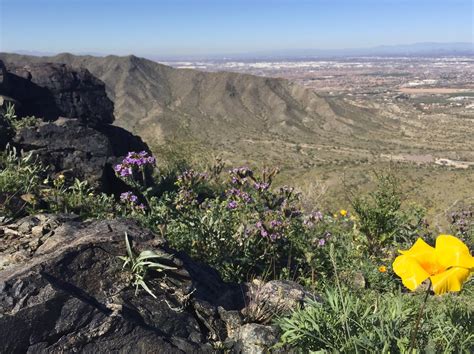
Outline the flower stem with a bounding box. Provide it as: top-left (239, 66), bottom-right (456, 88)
top-left (409, 279), bottom-right (431, 353)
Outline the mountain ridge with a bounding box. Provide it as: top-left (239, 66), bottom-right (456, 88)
top-left (0, 52), bottom-right (383, 150)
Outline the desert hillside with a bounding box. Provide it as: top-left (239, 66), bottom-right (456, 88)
top-left (1, 53), bottom-right (473, 221)
top-left (0, 53), bottom-right (390, 148)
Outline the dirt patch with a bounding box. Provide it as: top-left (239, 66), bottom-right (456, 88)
top-left (398, 88), bottom-right (471, 94)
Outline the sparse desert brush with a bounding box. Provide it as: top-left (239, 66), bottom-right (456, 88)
top-left (0, 145), bottom-right (44, 218)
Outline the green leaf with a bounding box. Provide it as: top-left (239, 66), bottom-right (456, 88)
top-left (137, 279), bottom-right (157, 299)
top-left (124, 232), bottom-right (135, 262)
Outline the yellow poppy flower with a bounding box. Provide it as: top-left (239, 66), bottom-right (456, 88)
top-left (378, 265), bottom-right (387, 273)
top-left (340, 209), bottom-right (348, 217)
top-left (393, 235), bottom-right (474, 295)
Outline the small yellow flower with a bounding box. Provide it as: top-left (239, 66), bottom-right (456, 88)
top-left (379, 265), bottom-right (387, 273)
top-left (340, 209), bottom-right (348, 217)
top-left (393, 235), bottom-right (474, 295)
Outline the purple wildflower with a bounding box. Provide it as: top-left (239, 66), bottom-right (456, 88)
top-left (227, 200), bottom-right (238, 209)
top-left (120, 191), bottom-right (139, 205)
top-left (120, 167), bottom-right (133, 177)
top-left (253, 182), bottom-right (270, 192)
top-left (270, 219), bottom-right (283, 228)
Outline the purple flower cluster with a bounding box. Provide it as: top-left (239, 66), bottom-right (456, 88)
top-left (226, 188), bottom-right (253, 204)
top-left (114, 151), bottom-right (155, 177)
top-left (124, 151), bottom-right (156, 166)
top-left (303, 211), bottom-right (324, 228)
top-left (120, 191), bottom-right (145, 210)
top-left (269, 219), bottom-right (283, 228)
top-left (449, 210), bottom-right (473, 236)
top-left (120, 191), bottom-right (138, 203)
top-left (229, 167), bottom-right (253, 185)
top-left (253, 182), bottom-right (270, 192)
top-left (114, 164), bottom-right (132, 177)
top-left (314, 231), bottom-right (332, 247)
top-left (255, 218), bottom-right (285, 241)
top-left (177, 170), bottom-right (208, 188)
top-left (227, 200), bottom-right (238, 209)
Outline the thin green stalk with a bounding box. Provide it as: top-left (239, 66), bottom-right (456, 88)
top-left (409, 279), bottom-right (431, 353)
top-left (329, 244), bottom-right (354, 352)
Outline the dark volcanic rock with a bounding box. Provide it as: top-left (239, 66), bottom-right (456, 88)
top-left (12, 117), bottom-right (149, 193)
top-left (0, 61), bottom-right (14, 146)
top-left (13, 118), bottom-right (112, 189)
top-left (0, 60), bottom-right (8, 92)
top-left (97, 124), bottom-right (153, 158)
top-left (0, 216), bottom-right (243, 353)
top-left (0, 62), bottom-right (114, 126)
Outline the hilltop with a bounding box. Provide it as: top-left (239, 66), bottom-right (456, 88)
top-left (0, 53), bottom-right (391, 148)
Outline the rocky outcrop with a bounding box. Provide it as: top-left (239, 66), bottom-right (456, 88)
top-left (0, 61), bottom-right (114, 127)
top-left (243, 279), bottom-right (314, 321)
top-left (13, 118), bottom-right (111, 187)
top-left (0, 216), bottom-right (244, 353)
top-left (233, 324), bottom-right (281, 354)
top-left (0, 215), bottom-right (303, 353)
top-left (12, 117), bottom-right (149, 192)
top-left (0, 59), bottom-right (150, 193)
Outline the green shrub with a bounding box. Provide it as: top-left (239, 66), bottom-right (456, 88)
top-left (0, 145), bottom-right (44, 217)
top-left (277, 286), bottom-right (473, 353)
top-left (1, 102), bottom-right (38, 131)
top-left (45, 176), bottom-right (115, 219)
top-left (350, 171), bottom-right (428, 256)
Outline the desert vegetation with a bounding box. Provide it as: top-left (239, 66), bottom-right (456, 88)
top-left (1, 104), bottom-right (472, 352)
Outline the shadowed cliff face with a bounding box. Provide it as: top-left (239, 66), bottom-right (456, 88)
top-left (0, 60), bottom-right (114, 126)
top-left (0, 58), bottom-right (149, 195)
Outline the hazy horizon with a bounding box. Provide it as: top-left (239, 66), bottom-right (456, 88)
top-left (1, 0), bottom-right (472, 58)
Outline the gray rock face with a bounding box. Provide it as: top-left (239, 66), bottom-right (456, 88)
top-left (242, 279), bottom-right (314, 324)
top-left (13, 118), bottom-right (111, 187)
top-left (0, 216), bottom-right (244, 353)
top-left (0, 61), bottom-right (114, 127)
top-left (12, 117), bottom-right (148, 193)
top-left (233, 323), bottom-right (280, 354)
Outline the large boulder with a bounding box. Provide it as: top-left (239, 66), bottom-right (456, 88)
top-left (13, 118), bottom-right (111, 189)
top-left (0, 61), bottom-right (114, 127)
top-left (12, 117), bottom-right (149, 193)
top-left (0, 216), bottom-right (244, 352)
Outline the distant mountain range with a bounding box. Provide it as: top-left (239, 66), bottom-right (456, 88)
top-left (220, 42), bottom-right (474, 60)
top-left (8, 42), bottom-right (473, 61)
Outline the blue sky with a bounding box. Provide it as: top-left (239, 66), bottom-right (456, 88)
top-left (0, 0), bottom-right (472, 57)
